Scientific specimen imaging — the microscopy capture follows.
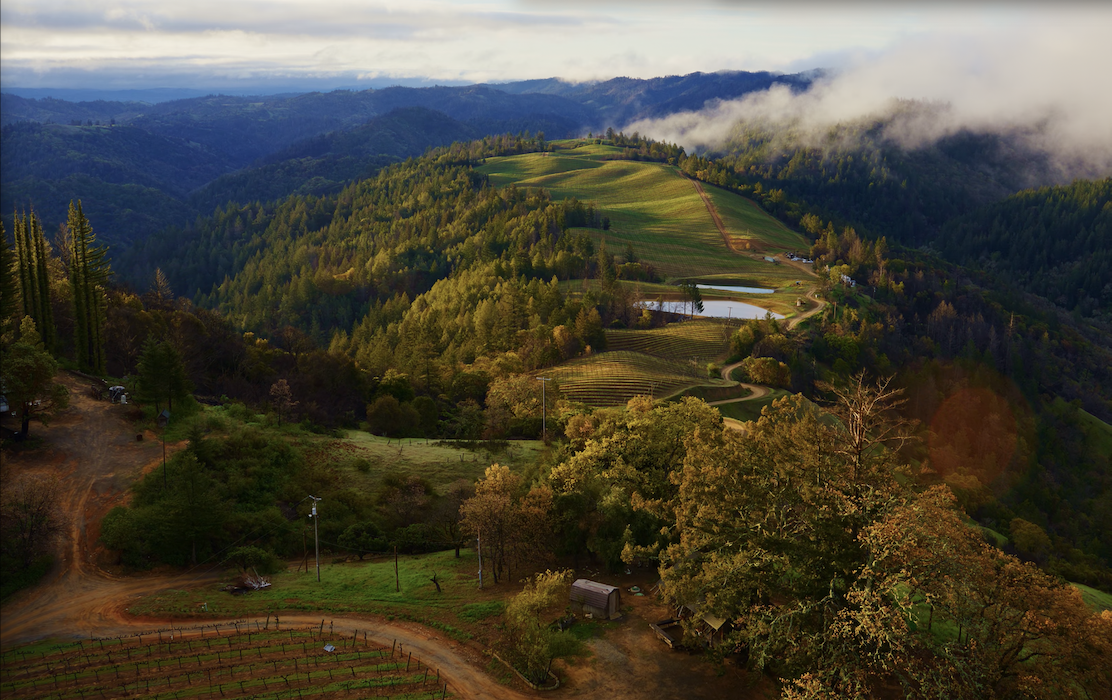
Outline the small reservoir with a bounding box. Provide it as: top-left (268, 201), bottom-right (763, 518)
top-left (697, 300), bottom-right (783, 320)
top-left (695, 284), bottom-right (774, 295)
top-left (644, 300), bottom-right (783, 320)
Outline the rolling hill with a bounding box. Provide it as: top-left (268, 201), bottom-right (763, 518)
top-left (477, 140), bottom-right (811, 288)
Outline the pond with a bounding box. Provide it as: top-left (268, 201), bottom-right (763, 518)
top-left (646, 300), bottom-right (783, 320)
top-left (695, 284), bottom-right (774, 295)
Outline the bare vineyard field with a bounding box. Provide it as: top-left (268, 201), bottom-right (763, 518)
top-left (605, 319), bottom-right (733, 362)
top-left (1, 623), bottom-right (454, 700)
top-left (547, 350), bottom-right (731, 406)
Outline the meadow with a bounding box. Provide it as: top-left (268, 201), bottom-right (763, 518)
top-left (316, 433), bottom-right (545, 494)
top-left (128, 550), bottom-right (483, 628)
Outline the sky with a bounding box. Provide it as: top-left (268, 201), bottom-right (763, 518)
top-left (3, 0), bottom-right (1109, 174)
top-left (1, 1), bottom-right (1103, 90)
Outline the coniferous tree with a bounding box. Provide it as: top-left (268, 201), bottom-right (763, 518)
top-left (29, 212), bottom-right (55, 352)
top-left (13, 214), bottom-right (32, 328)
top-left (135, 337), bottom-right (192, 412)
top-left (67, 201), bottom-right (110, 374)
top-left (11, 211), bottom-right (56, 352)
top-left (0, 222), bottom-right (20, 345)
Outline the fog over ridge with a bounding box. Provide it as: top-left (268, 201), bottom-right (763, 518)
top-left (624, 20), bottom-right (1112, 181)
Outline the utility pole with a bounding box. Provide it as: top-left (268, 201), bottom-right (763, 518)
top-left (536, 377), bottom-right (551, 443)
top-left (477, 531), bottom-right (483, 590)
top-left (158, 410), bottom-right (170, 490)
top-left (308, 495), bottom-right (322, 582)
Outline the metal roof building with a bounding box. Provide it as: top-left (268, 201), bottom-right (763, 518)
top-left (569, 579), bottom-right (621, 620)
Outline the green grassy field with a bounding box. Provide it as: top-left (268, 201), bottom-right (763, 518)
top-left (1073, 582), bottom-right (1112, 612)
top-left (319, 433), bottom-right (545, 494)
top-left (704, 186), bottom-right (808, 252)
top-left (713, 389), bottom-right (792, 423)
top-left (130, 550), bottom-right (480, 624)
top-left (477, 143), bottom-right (810, 287)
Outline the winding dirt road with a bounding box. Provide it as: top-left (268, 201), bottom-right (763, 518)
top-left (788, 289), bottom-right (826, 330)
top-left (0, 372), bottom-right (209, 645)
top-left (0, 375), bottom-right (533, 698)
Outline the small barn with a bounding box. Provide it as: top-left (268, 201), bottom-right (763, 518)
top-left (570, 579), bottom-right (621, 620)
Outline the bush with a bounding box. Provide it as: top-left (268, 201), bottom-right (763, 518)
top-left (338, 522), bottom-right (387, 559)
top-left (367, 396), bottom-right (421, 437)
top-left (225, 546), bottom-right (282, 575)
top-left (391, 523), bottom-right (437, 554)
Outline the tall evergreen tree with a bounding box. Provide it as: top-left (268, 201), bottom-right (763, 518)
top-left (11, 211), bottom-right (56, 351)
top-left (135, 336), bottom-right (193, 412)
top-left (67, 201), bottom-right (110, 374)
top-left (29, 212), bottom-right (55, 352)
top-left (0, 222), bottom-right (20, 345)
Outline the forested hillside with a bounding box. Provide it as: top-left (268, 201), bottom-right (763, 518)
top-left (0, 88), bottom-right (594, 248)
top-left (0, 122), bottom-right (227, 243)
top-left (935, 179), bottom-right (1111, 319)
top-left (186, 107), bottom-right (481, 214)
top-left (493, 69), bottom-right (814, 125)
top-left (709, 117), bottom-right (1064, 243)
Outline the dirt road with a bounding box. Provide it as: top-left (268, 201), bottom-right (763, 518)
top-left (788, 289), bottom-right (826, 330)
top-left (1, 372), bottom-right (204, 644)
top-left (689, 178), bottom-right (735, 252)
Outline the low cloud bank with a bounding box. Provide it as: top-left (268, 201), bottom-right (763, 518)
top-left (625, 19), bottom-right (1112, 180)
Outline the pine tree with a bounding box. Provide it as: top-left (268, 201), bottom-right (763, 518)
top-left (11, 211), bottom-right (56, 351)
top-left (67, 201), bottom-right (110, 374)
top-left (0, 221), bottom-right (19, 345)
top-left (29, 212), bottom-right (56, 351)
top-left (135, 337), bottom-right (193, 412)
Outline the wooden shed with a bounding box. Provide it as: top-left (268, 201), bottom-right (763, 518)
top-left (570, 579), bottom-right (621, 620)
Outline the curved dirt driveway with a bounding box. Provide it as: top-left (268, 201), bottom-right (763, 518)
top-left (787, 289), bottom-right (826, 330)
top-left (0, 372), bottom-right (210, 645)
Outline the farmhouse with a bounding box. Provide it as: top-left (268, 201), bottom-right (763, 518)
top-left (569, 579), bottom-right (621, 619)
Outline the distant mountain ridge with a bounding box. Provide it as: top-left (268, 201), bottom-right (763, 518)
top-left (1, 71), bottom-right (814, 249)
top-left (489, 70), bottom-right (814, 125)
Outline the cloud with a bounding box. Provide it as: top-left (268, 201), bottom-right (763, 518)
top-left (624, 10), bottom-right (1112, 178)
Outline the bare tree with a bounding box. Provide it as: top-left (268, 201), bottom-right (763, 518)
top-left (819, 371), bottom-right (915, 480)
top-left (269, 379), bottom-right (298, 427)
top-left (0, 474), bottom-right (67, 567)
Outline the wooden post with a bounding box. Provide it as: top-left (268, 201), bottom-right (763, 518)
top-left (394, 546), bottom-right (400, 592)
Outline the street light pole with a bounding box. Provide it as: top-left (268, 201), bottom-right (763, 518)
top-left (537, 377), bottom-right (551, 443)
top-left (308, 495), bottom-right (322, 582)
